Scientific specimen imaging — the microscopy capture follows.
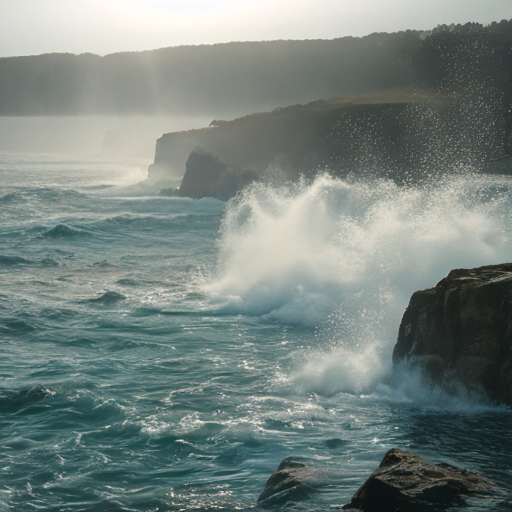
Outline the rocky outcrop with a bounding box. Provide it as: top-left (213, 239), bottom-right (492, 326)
top-left (178, 148), bottom-right (257, 200)
top-left (343, 448), bottom-right (497, 512)
top-left (257, 457), bottom-right (316, 507)
top-left (393, 263), bottom-right (512, 405)
top-left (149, 91), bottom-right (512, 199)
top-left (178, 148), bottom-right (227, 199)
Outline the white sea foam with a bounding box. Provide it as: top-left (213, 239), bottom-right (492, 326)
top-left (206, 172), bottom-right (512, 397)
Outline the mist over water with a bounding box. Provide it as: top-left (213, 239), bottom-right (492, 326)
top-left (0, 116), bottom-right (211, 156)
top-left (206, 173), bottom-right (512, 397)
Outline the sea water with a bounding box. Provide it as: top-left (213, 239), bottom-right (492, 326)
top-left (1, 152), bottom-right (511, 511)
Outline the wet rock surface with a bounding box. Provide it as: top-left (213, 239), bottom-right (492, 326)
top-left (393, 263), bottom-right (512, 405)
top-left (257, 457), bottom-right (315, 507)
top-left (343, 448), bottom-right (497, 512)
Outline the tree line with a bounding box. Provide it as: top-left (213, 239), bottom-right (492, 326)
top-left (0, 20), bottom-right (510, 118)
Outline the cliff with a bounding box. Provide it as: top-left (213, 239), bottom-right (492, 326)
top-left (393, 263), bottom-right (512, 406)
top-left (143, 21), bottom-right (512, 197)
top-left (149, 90), bottom-right (512, 198)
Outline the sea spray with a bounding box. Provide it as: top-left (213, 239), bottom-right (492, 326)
top-left (205, 173), bottom-right (512, 395)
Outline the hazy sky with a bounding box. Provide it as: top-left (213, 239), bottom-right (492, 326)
top-left (1, 0), bottom-right (510, 57)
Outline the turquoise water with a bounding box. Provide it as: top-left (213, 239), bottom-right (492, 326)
top-left (1, 152), bottom-right (511, 511)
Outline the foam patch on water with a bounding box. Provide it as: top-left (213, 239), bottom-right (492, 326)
top-left (293, 344), bottom-right (388, 396)
top-left (206, 173), bottom-right (512, 396)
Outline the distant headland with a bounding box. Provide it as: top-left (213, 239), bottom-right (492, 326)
top-left (141, 20), bottom-right (512, 198)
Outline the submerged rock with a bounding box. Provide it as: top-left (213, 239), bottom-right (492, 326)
top-left (393, 263), bottom-right (512, 405)
top-left (343, 448), bottom-right (496, 512)
top-left (257, 457), bottom-right (315, 507)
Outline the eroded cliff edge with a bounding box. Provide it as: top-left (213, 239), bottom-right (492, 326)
top-left (393, 263), bottom-right (512, 406)
top-left (148, 90), bottom-right (512, 199)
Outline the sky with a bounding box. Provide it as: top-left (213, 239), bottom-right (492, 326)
top-left (0, 0), bottom-right (511, 58)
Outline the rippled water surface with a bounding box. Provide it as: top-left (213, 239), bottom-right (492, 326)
top-left (1, 152), bottom-right (511, 511)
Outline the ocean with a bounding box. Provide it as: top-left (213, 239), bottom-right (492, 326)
top-left (1, 151), bottom-right (511, 511)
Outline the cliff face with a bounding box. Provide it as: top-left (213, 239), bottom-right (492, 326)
top-left (393, 264), bottom-right (512, 405)
top-left (149, 91), bottom-right (512, 199)
top-left (146, 21), bottom-right (512, 197)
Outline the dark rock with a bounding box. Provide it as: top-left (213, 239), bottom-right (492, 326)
top-left (207, 166), bottom-right (258, 201)
top-left (343, 448), bottom-right (497, 511)
top-left (257, 457), bottom-right (314, 507)
top-left (393, 263), bottom-right (512, 405)
top-left (178, 147), bottom-right (228, 199)
top-left (178, 147), bottom-right (257, 200)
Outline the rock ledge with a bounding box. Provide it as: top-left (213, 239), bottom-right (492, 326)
top-left (343, 448), bottom-right (496, 511)
top-left (393, 263), bottom-right (512, 405)
top-left (257, 457), bottom-right (314, 507)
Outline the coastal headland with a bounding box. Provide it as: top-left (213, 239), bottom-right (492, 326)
top-left (148, 90), bottom-right (512, 199)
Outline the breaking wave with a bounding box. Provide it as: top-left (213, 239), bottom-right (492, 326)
top-left (206, 173), bottom-right (512, 395)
